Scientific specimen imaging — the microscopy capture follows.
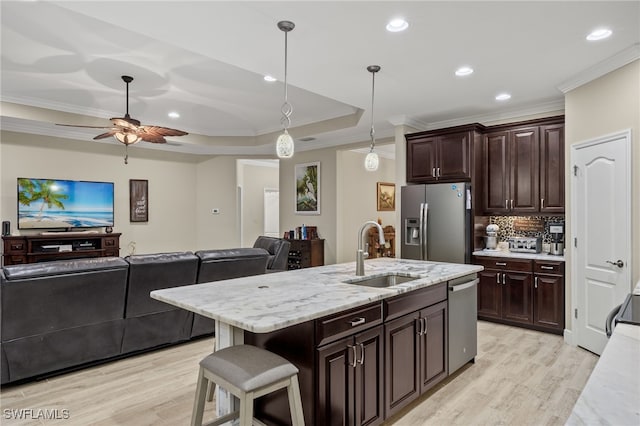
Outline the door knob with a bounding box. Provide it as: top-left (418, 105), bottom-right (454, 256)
top-left (606, 259), bottom-right (624, 268)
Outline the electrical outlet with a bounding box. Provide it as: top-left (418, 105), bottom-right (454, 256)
top-left (211, 208), bottom-right (220, 214)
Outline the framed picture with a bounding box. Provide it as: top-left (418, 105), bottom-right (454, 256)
top-left (129, 179), bottom-right (148, 222)
top-left (295, 162), bottom-right (320, 215)
top-left (377, 182), bottom-right (395, 211)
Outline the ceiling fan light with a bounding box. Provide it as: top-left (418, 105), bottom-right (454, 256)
top-left (276, 131), bottom-right (294, 158)
top-left (114, 132), bottom-right (141, 145)
top-left (364, 151), bottom-right (379, 171)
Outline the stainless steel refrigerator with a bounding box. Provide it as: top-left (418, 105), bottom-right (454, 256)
top-left (400, 183), bottom-right (472, 264)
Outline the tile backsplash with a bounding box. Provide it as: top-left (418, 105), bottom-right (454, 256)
top-left (489, 216), bottom-right (565, 244)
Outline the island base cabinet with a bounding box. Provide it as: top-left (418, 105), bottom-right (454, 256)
top-left (317, 325), bottom-right (384, 426)
top-left (384, 301), bottom-right (448, 419)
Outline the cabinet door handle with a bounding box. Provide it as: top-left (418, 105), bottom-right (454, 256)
top-left (535, 276), bottom-right (538, 289)
top-left (496, 273), bottom-right (501, 284)
top-left (416, 317), bottom-right (425, 335)
top-left (540, 265), bottom-right (554, 270)
top-left (510, 199), bottom-right (514, 209)
top-left (432, 168), bottom-right (436, 177)
top-left (495, 262), bottom-right (507, 266)
top-left (359, 343), bottom-right (365, 365)
top-left (422, 318), bottom-right (428, 334)
top-left (437, 167), bottom-right (441, 177)
top-left (502, 273), bottom-right (506, 285)
top-left (505, 200), bottom-right (509, 209)
top-left (349, 317), bottom-right (366, 327)
top-left (348, 345), bottom-right (358, 368)
top-left (541, 198), bottom-right (545, 209)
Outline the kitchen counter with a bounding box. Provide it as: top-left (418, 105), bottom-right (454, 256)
top-left (566, 323), bottom-right (640, 425)
top-left (151, 257), bottom-right (482, 333)
top-left (473, 249), bottom-right (565, 262)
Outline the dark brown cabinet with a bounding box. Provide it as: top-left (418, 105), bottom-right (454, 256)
top-left (474, 257), bottom-right (533, 326)
top-left (482, 126), bottom-right (539, 214)
top-left (383, 283), bottom-right (448, 418)
top-left (474, 256), bottom-right (564, 334)
top-left (481, 117), bottom-right (564, 215)
top-left (539, 124), bottom-right (565, 213)
top-left (2, 233), bottom-right (121, 265)
top-left (317, 325), bottom-right (384, 426)
top-left (533, 260), bottom-right (565, 332)
top-left (406, 124), bottom-right (485, 184)
top-left (288, 238), bottom-right (324, 269)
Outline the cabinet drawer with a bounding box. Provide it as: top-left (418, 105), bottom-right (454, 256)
top-left (474, 257), bottom-right (532, 272)
top-left (385, 282), bottom-right (447, 321)
top-left (316, 303), bottom-right (383, 346)
top-left (6, 242), bottom-right (26, 254)
top-left (534, 260), bottom-right (564, 275)
top-left (103, 238), bottom-right (118, 248)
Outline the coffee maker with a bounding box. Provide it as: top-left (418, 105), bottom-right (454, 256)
top-left (549, 222), bottom-right (564, 255)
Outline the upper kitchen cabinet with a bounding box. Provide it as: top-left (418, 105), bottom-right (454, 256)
top-left (406, 124), bottom-right (485, 184)
top-left (481, 117), bottom-right (564, 215)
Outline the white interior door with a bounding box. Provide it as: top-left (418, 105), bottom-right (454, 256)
top-left (572, 130), bottom-right (631, 355)
top-left (264, 188), bottom-right (279, 237)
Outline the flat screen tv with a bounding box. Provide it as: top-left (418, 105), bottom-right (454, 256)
top-left (18, 178), bottom-right (114, 230)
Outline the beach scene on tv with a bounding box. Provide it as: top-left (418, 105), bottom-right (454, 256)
top-left (18, 178), bottom-right (114, 230)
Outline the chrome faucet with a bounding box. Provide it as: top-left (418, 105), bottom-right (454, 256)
top-left (356, 221), bottom-right (385, 276)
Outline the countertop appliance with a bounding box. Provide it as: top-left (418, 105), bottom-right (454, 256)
top-left (448, 274), bottom-right (478, 374)
top-left (401, 183), bottom-right (472, 264)
top-left (549, 222), bottom-right (564, 255)
top-left (508, 237), bottom-right (542, 253)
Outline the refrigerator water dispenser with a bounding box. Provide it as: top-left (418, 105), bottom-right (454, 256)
top-left (405, 218), bottom-right (420, 245)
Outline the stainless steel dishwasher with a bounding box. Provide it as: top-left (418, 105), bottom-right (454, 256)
top-left (448, 274), bottom-right (478, 374)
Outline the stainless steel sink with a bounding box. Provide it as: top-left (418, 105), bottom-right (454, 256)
top-left (343, 273), bottom-right (419, 288)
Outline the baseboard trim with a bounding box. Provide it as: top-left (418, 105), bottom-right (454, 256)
top-left (564, 328), bottom-right (574, 346)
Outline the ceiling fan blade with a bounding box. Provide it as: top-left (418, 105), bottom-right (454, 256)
top-left (111, 117), bottom-right (140, 129)
top-left (140, 126), bottom-right (189, 137)
top-left (137, 133), bottom-right (167, 144)
top-left (93, 130), bottom-right (118, 140)
top-left (56, 123), bottom-right (113, 129)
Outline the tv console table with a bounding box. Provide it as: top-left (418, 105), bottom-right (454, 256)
top-left (2, 233), bottom-right (121, 265)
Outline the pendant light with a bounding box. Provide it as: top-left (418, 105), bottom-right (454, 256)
top-left (364, 65), bottom-right (381, 171)
top-left (276, 20), bottom-right (295, 158)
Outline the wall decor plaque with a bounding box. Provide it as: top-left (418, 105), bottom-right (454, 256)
top-left (129, 179), bottom-right (148, 222)
top-left (513, 218), bottom-right (543, 232)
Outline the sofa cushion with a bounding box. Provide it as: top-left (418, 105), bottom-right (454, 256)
top-left (2, 257), bottom-right (128, 280)
top-left (124, 252), bottom-right (199, 317)
top-left (195, 248), bottom-right (269, 283)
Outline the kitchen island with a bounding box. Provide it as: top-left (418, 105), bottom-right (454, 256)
top-left (152, 257), bottom-right (482, 425)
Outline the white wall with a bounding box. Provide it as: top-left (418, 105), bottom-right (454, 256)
top-left (336, 150), bottom-right (396, 263)
top-left (1, 132), bottom-right (198, 255)
top-left (564, 59), bottom-right (640, 329)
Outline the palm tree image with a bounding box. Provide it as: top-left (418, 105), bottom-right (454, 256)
top-left (18, 178), bottom-right (68, 221)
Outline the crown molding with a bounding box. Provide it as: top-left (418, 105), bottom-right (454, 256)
top-left (557, 43), bottom-right (640, 94)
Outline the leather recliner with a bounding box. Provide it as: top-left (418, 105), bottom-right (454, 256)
top-left (0, 257), bottom-right (129, 384)
top-left (253, 236), bottom-right (291, 272)
top-left (122, 252), bottom-right (199, 354)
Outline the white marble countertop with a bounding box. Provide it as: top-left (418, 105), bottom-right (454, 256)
top-left (473, 249), bottom-right (565, 262)
top-left (566, 323), bottom-right (640, 425)
top-left (151, 258), bottom-right (482, 333)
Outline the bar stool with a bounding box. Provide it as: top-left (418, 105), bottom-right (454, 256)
top-left (191, 344), bottom-right (305, 426)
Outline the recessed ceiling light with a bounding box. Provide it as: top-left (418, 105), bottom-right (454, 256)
top-left (586, 28), bottom-right (612, 41)
top-left (455, 66), bottom-right (474, 77)
top-left (263, 75), bottom-right (277, 82)
top-left (168, 111), bottom-right (180, 118)
top-left (495, 93), bottom-right (511, 101)
top-left (386, 18), bottom-right (408, 32)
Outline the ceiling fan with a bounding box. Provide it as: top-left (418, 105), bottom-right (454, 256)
top-left (57, 75), bottom-right (188, 164)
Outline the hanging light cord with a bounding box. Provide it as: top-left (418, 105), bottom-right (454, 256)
top-left (369, 69), bottom-right (376, 152)
top-left (281, 28), bottom-right (292, 131)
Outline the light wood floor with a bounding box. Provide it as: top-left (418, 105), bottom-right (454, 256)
top-left (0, 321), bottom-right (598, 425)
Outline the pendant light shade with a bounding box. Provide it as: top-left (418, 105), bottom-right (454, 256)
top-left (364, 65), bottom-right (381, 171)
top-left (276, 20), bottom-right (295, 159)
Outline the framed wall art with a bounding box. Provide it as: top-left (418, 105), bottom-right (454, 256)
top-left (377, 182), bottom-right (395, 211)
top-left (129, 179), bottom-right (148, 222)
top-left (295, 162), bottom-right (320, 215)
